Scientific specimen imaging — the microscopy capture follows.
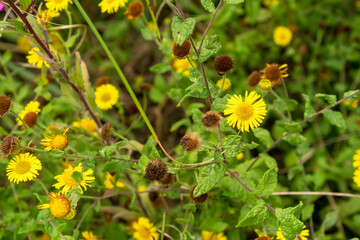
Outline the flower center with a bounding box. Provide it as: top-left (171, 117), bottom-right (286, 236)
top-left (15, 161), bottom-right (31, 174)
top-left (264, 65), bottom-right (281, 81)
top-left (235, 102), bottom-right (254, 121)
top-left (50, 196), bottom-right (71, 218)
top-left (50, 135), bottom-right (69, 150)
top-left (101, 92), bottom-right (112, 102)
top-left (139, 226), bottom-right (151, 238)
top-left (63, 174), bottom-right (78, 187)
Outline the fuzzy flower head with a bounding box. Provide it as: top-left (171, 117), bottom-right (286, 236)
top-left (276, 226), bottom-right (309, 240)
top-left (201, 231), bottom-right (227, 240)
top-left (261, 63), bottom-right (288, 87)
top-left (53, 163), bottom-right (95, 194)
top-left (132, 217), bottom-right (159, 240)
top-left (81, 231), bottom-right (102, 240)
top-left (224, 91), bottom-right (267, 132)
top-left (104, 172), bottom-right (125, 189)
top-left (38, 192), bottom-right (71, 218)
top-left (95, 84), bottom-right (120, 110)
top-left (40, 128), bottom-right (69, 151)
top-left (17, 101), bottom-right (41, 127)
top-left (46, 0), bottom-right (72, 11)
top-left (99, 0), bottom-right (128, 14)
top-left (273, 26), bottom-right (293, 46)
top-left (73, 119), bottom-right (97, 136)
top-left (258, 79), bottom-right (272, 91)
top-left (6, 153), bottom-right (42, 184)
top-left (216, 78), bottom-right (231, 91)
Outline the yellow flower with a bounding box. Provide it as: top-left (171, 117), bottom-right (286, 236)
top-left (344, 100), bottom-right (359, 108)
top-left (46, 0), bottom-right (72, 11)
top-left (17, 101), bottom-right (41, 126)
top-left (273, 26), bottom-right (292, 47)
top-left (95, 84), bottom-right (119, 110)
top-left (6, 153), bottom-right (42, 184)
top-left (73, 119), bottom-right (98, 136)
top-left (276, 226), bottom-right (309, 240)
top-left (36, 8), bottom-right (60, 25)
top-left (171, 58), bottom-right (193, 77)
top-left (104, 172), bottom-right (125, 189)
top-left (261, 63), bottom-right (289, 87)
top-left (201, 231), bottom-right (227, 240)
top-left (353, 168), bottom-right (360, 187)
top-left (263, 0), bottom-right (279, 6)
top-left (40, 128), bottom-right (69, 151)
top-left (17, 36), bottom-right (32, 53)
top-left (216, 78), bottom-right (231, 91)
top-left (258, 79), bottom-right (272, 91)
top-left (224, 91), bottom-right (267, 132)
top-left (38, 192), bottom-right (71, 218)
top-left (353, 149), bottom-right (360, 168)
top-left (81, 231), bottom-right (102, 240)
top-left (53, 163), bottom-right (95, 194)
top-left (98, 0), bottom-right (128, 14)
top-left (138, 185), bottom-right (146, 192)
top-left (236, 152), bottom-right (244, 160)
top-left (132, 217), bottom-right (159, 240)
top-left (26, 47), bottom-right (50, 68)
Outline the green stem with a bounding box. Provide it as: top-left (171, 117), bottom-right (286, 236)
top-left (161, 212), bottom-right (166, 240)
top-left (145, 0), bottom-right (161, 41)
top-left (73, 0), bottom-right (158, 140)
top-left (35, 178), bottom-right (49, 195)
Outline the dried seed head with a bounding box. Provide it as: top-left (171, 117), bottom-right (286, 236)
top-left (126, 1), bottom-right (144, 20)
top-left (1, 134), bottom-right (15, 159)
top-left (180, 132), bottom-right (201, 152)
top-left (214, 55), bottom-right (234, 76)
top-left (138, 83), bottom-right (152, 92)
top-left (190, 185), bottom-right (208, 203)
top-left (22, 142), bottom-right (37, 155)
top-left (95, 76), bottom-right (109, 87)
top-left (0, 95), bottom-right (12, 118)
top-left (101, 122), bottom-right (113, 141)
top-left (201, 111), bottom-right (222, 131)
top-left (161, 172), bottom-right (175, 185)
top-left (23, 112), bottom-right (38, 128)
top-left (126, 102), bottom-right (139, 115)
top-left (247, 71), bottom-right (261, 87)
top-left (145, 158), bottom-right (168, 181)
top-left (172, 40), bottom-right (191, 59)
top-left (38, 97), bottom-right (50, 108)
top-left (148, 191), bottom-right (159, 202)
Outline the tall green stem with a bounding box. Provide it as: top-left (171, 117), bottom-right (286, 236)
top-left (73, 0), bottom-right (158, 140)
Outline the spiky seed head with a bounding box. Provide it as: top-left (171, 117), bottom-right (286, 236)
top-left (180, 132), bottom-right (201, 152)
top-left (172, 40), bottom-right (191, 59)
top-left (214, 55), bottom-right (234, 76)
top-left (145, 158), bottom-right (168, 181)
top-left (201, 111), bottom-right (222, 131)
top-left (0, 95), bottom-right (12, 118)
top-left (247, 71), bottom-right (261, 87)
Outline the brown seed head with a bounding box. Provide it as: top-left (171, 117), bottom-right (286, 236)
top-left (148, 191), bottom-right (159, 202)
top-left (180, 132), bottom-right (201, 152)
top-left (172, 40), bottom-right (191, 59)
top-left (38, 97), bottom-right (50, 108)
top-left (126, 102), bottom-right (139, 115)
top-left (0, 95), bottom-right (12, 118)
top-left (263, 64), bottom-right (281, 82)
top-left (161, 172), bottom-right (175, 185)
top-left (23, 112), bottom-right (38, 128)
top-left (101, 122), bottom-right (113, 141)
top-left (138, 83), bottom-right (152, 92)
top-left (126, 1), bottom-right (144, 20)
top-left (247, 71), bottom-right (261, 87)
top-left (145, 158), bottom-right (168, 181)
top-left (190, 185), bottom-right (208, 203)
top-left (22, 142), bottom-right (37, 155)
top-left (1, 135), bottom-right (15, 159)
top-left (214, 55), bottom-right (234, 76)
top-left (95, 76), bottom-right (109, 87)
top-left (201, 111), bottom-right (221, 131)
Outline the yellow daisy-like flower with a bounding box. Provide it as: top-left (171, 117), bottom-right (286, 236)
top-left (201, 231), bottom-right (227, 240)
top-left (353, 149), bottom-right (360, 168)
top-left (46, 0), bottom-right (72, 11)
top-left (276, 226), bottom-right (309, 240)
top-left (171, 58), bottom-right (194, 77)
top-left (73, 119), bottom-right (98, 136)
top-left (104, 172), bottom-right (125, 189)
top-left (36, 8), bottom-right (60, 25)
top-left (6, 153), bottom-right (42, 184)
top-left (132, 217), bottom-right (159, 240)
top-left (95, 84), bottom-right (119, 110)
top-left (53, 163), bottom-right (95, 194)
top-left (261, 63), bottom-right (289, 87)
top-left (17, 101), bottom-right (41, 126)
top-left (38, 192), bottom-right (71, 218)
top-left (17, 36), bottom-right (32, 53)
top-left (27, 47), bottom-right (50, 68)
top-left (40, 128), bottom-right (69, 151)
top-left (216, 78), bottom-right (231, 91)
top-left (81, 231), bottom-right (102, 240)
top-left (353, 168), bottom-right (360, 187)
top-left (273, 26), bottom-right (293, 47)
top-left (98, 0), bottom-right (128, 14)
top-left (224, 91), bottom-right (267, 132)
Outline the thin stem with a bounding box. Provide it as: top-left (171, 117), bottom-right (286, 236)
top-left (145, 0), bottom-right (161, 41)
top-left (34, 178), bottom-right (49, 195)
top-left (73, 199), bottom-right (98, 238)
top-left (161, 212), bottom-right (166, 240)
top-left (272, 191), bottom-right (360, 198)
top-left (73, 0), bottom-right (158, 139)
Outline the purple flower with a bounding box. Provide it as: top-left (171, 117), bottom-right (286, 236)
top-left (0, 2), bottom-right (5, 11)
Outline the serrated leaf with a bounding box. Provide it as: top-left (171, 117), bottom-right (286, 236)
top-left (315, 93), bottom-right (337, 106)
top-left (103, 160), bottom-right (133, 173)
top-left (71, 171), bottom-right (83, 182)
top-left (224, 0), bottom-right (244, 4)
top-left (302, 94), bottom-right (315, 121)
top-left (254, 167), bottom-right (277, 198)
top-left (99, 142), bottom-right (127, 160)
top-left (284, 122), bottom-right (303, 133)
top-left (253, 128), bottom-right (273, 148)
top-left (276, 202), bottom-right (304, 240)
top-left (49, 149), bottom-right (65, 159)
top-left (201, 0), bottom-right (216, 13)
top-left (193, 162), bottom-right (226, 197)
top-left (171, 16), bottom-right (196, 45)
top-left (211, 95), bottom-right (229, 112)
top-left (322, 109), bottom-right (346, 129)
top-left (237, 200), bottom-right (269, 227)
top-left (199, 35), bottom-right (222, 62)
top-left (344, 90), bottom-right (360, 102)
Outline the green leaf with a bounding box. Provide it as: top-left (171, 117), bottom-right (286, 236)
top-left (65, 29), bottom-right (81, 49)
top-left (254, 168), bottom-right (277, 198)
top-left (149, 62), bottom-right (172, 74)
top-left (284, 132), bottom-right (307, 147)
top-left (71, 171), bottom-right (83, 182)
top-left (321, 210), bottom-right (338, 232)
top-left (171, 16), bottom-right (196, 45)
top-left (99, 142), bottom-right (127, 160)
top-left (276, 202), bottom-right (304, 240)
top-left (170, 119), bottom-right (191, 132)
top-left (138, 136), bottom-right (162, 173)
top-left (223, 135), bottom-right (259, 160)
top-left (252, 128), bottom-right (274, 148)
top-left (322, 109), bottom-right (346, 129)
top-left (193, 162), bottom-right (226, 197)
top-left (200, 218), bottom-right (228, 233)
top-left (315, 93), bottom-right (337, 106)
top-left (103, 160), bottom-right (133, 173)
top-left (284, 122), bottom-right (303, 133)
top-left (49, 149), bottom-right (65, 160)
top-left (224, 0), bottom-right (244, 4)
top-left (200, 0), bottom-right (216, 13)
top-left (7, 20), bottom-right (28, 35)
top-left (302, 94), bottom-right (315, 121)
top-left (211, 95), bottom-right (229, 112)
top-left (199, 35), bottom-right (222, 62)
top-left (344, 90), bottom-right (360, 102)
top-left (236, 200), bottom-right (269, 227)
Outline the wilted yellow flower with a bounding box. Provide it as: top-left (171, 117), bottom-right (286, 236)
top-left (104, 172), bottom-right (125, 189)
top-left (273, 26), bottom-right (292, 47)
top-left (261, 63), bottom-right (289, 87)
top-left (98, 0), bottom-right (128, 14)
top-left (216, 78), bottom-right (231, 91)
top-left (17, 101), bottom-right (41, 127)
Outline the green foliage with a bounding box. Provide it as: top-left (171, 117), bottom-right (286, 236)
top-left (200, 0), bottom-right (216, 14)
top-left (322, 109), bottom-right (347, 129)
top-left (253, 127), bottom-right (274, 148)
top-left (198, 35), bottom-right (222, 62)
top-left (194, 161), bottom-right (227, 197)
top-left (171, 16), bottom-right (196, 45)
top-left (237, 200), bottom-right (269, 227)
top-left (254, 167), bottom-right (277, 198)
